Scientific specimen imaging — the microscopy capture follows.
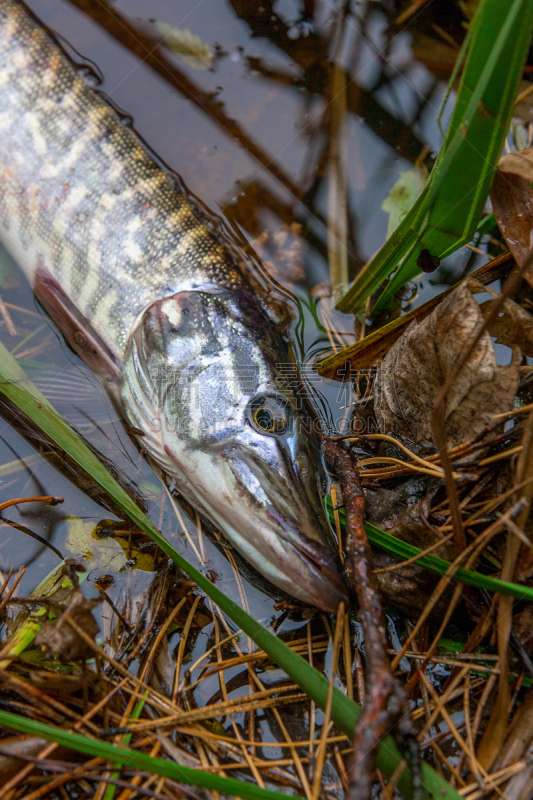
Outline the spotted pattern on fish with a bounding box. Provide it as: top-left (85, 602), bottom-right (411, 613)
top-left (0, 0), bottom-right (243, 358)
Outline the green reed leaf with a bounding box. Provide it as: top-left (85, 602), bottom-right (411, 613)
top-left (325, 499), bottom-right (533, 602)
top-left (337, 0), bottom-right (533, 314)
top-left (0, 709), bottom-right (295, 800)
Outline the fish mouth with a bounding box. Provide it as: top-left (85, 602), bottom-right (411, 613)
top-left (120, 412), bottom-right (349, 611)
top-left (213, 447), bottom-right (350, 613)
top-left (216, 508), bottom-right (349, 613)
top-left (158, 437), bottom-right (349, 612)
top-left (279, 533), bottom-right (349, 612)
top-left (151, 429), bottom-right (351, 612)
top-left (261, 507), bottom-right (349, 613)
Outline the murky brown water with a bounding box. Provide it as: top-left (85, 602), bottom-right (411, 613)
top-left (0, 0), bottom-right (484, 628)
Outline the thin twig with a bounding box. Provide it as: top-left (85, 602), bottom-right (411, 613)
top-left (0, 496), bottom-right (63, 513)
top-left (323, 438), bottom-right (421, 800)
top-left (311, 602), bottom-right (344, 799)
top-left (0, 295), bottom-right (16, 336)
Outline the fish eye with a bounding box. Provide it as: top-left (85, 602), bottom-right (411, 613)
top-left (255, 407), bottom-right (275, 431)
top-left (249, 396), bottom-right (290, 435)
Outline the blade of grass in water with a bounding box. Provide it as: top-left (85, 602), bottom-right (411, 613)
top-left (0, 340), bottom-right (460, 800)
top-left (327, 8), bottom-right (349, 303)
top-left (103, 691), bottom-right (148, 800)
top-left (325, 499), bottom-right (533, 602)
top-left (0, 709), bottom-right (297, 800)
top-left (336, 0), bottom-right (533, 314)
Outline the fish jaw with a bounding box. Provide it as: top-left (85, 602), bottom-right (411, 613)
top-left (119, 289), bottom-right (349, 612)
top-left (211, 511), bottom-right (348, 612)
top-left (127, 417), bottom-right (349, 612)
top-left (160, 437), bottom-right (349, 612)
top-left (210, 429), bottom-right (348, 611)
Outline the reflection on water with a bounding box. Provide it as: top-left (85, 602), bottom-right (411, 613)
top-left (0, 0), bottom-right (481, 634)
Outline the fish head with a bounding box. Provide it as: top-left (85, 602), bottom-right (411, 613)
top-left (120, 289), bottom-right (348, 612)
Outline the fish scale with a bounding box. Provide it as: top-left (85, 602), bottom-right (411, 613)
top-left (0, 0), bottom-right (348, 612)
top-left (0, 0), bottom-right (241, 357)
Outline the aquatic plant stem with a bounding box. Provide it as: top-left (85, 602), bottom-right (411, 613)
top-left (323, 439), bottom-right (421, 800)
top-left (0, 495), bottom-right (63, 513)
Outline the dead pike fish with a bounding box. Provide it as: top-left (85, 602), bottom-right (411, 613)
top-left (0, 0), bottom-right (347, 611)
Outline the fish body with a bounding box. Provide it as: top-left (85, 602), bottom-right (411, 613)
top-left (0, 0), bottom-right (347, 611)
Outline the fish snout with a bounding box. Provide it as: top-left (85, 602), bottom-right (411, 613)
top-left (222, 446), bottom-right (349, 612)
top-left (284, 534), bottom-right (349, 612)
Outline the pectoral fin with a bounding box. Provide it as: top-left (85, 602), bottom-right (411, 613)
top-left (34, 267), bottom-right (121, 390)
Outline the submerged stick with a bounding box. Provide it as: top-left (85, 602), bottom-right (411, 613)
top-left (323, 438), bottom-right (421, 800)
top-left (0, 496), bottom-right (63, 513)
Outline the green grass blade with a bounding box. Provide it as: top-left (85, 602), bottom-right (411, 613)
top-left (366, 522), bottom-right (533, 599)
top-left (0, 709), bottom-right (296, 800)
top-left (0, 341), bottom-right (461, 799)
top-left (103, 691), bottom-right (149, 800)
top-left (325, 500), bottom-right (533, 601)
top-left (336, 0), bottom-right (533, 314)
top-left (379, 0), bottom-right (528, 303)
top-left (336, 188), bottom-right (428, 315)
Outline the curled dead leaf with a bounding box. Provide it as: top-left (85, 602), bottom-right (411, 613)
top-left (35, 561), bottom-right (101, 662)
top-left (374, 282), bottom-right (519, 448)
top-left (479, 300), bottom-right (533, 357)
top-left (0, 736), bottom-right (70, 783)
top-left (468, 278), bottom-right (533, 356)
top-left (498, 147), bottom-right (533, 181)
top-left (491, 147), bottom-right (533, 286)
top-left (366, 480), bottom-right (454, 616)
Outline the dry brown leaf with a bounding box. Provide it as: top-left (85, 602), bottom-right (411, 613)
top-left (0, 736), bottom-right (63, 783)
top-left (374, 282), bottom-right (519, 448)
top-left (366, 481), bottom-right (454, 616)
top-left (469, 277), bottom-right (533, 356)
top-left (479, 298), bottom-right (533, 357)
top-left (498, 147), bottom-right (533, 181)
top-left (35, 588), bottom-right (101, 662)
top-left (35, 561), bottom-right (101, 662)
top-left (491, 147), bottom-right (533, 287)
